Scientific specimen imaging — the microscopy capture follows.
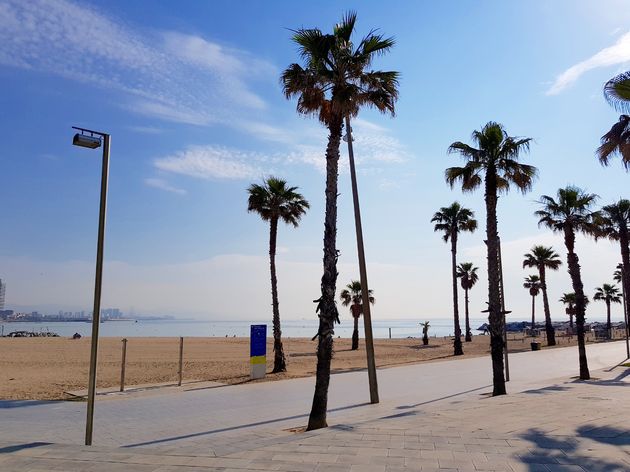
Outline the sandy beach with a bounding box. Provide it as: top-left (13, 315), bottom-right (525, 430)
top-left (0, 332), bottom-right (613, 401)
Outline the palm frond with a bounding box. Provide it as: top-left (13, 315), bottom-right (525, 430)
top-left (603, 71), bottom-right (630, 113)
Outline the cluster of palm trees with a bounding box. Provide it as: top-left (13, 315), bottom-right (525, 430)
top-left (250, 13), bottom-right (630, 430)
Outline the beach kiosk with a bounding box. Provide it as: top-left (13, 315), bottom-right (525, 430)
top-left (250, 324), bottom-right (267, 379)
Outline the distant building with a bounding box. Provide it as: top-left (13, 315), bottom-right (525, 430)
top-left (0, 279), bottom-right (5, 311)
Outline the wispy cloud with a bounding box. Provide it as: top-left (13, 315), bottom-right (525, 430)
top-left (153, 118), bottom-right (411, 181)
top-left (144, 178), bottom-right (187, 195)
top-left (154, 145), bottom-right (266, 180)
top-left (547, 31), bottom-right (630, 95)
top-left (0, 0), bottom-right (274, 125)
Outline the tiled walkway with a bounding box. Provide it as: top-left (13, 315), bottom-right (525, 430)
top-left (1, 364), bottom-right (629, 471)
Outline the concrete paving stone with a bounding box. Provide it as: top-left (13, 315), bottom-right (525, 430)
top-left (389, 449), bottom-right (422, 459)
top-left (350, 465), bottom-right (386, 472)
top-left (314, 464), bottom-right (351, 472)
top-left (544, 465), bottom-right (586, 472)
top-left (404, 457), bottom-right (439, 469)
top-left (437, 458), bottom-right (475, 469)
top-left (508, 463), bottom-right (551, 472)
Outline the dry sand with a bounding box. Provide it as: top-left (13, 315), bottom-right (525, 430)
top-left (0, 333), bottom-right (606, 400)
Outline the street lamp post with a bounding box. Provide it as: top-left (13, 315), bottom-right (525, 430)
top-left (343, 115), bottom-right (379, 404)
top-left (72, 126), bottom-right (111, 446)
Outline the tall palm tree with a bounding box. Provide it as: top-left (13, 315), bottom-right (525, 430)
top-left (431, 202), bottom-right (477, 356)
top-left (523, 275), bottom-right (542, 337)
top-left (594, 283), bottom-right (622, 338)
top-left (535, 186), bottom-right (600, 380)
top-left (247, 177), bottom-right (309, 373)
top-left (598, 72), bottom-right (630, 168)
top-left (523, 245), bottom-right (562, 345)
top-left (340, 280), bottom-right (374, 351)
top-left (456, 262), bottom-right (479, 342)
top-left (282, 12), bottom-right (399, 430)
top-left (447, 122), bottom-right (536, 395)
top-left (597, 200), bottom-right (630, 340)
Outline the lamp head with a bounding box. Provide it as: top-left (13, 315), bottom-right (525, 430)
top-left (73, 133), bottom-right (101, 149)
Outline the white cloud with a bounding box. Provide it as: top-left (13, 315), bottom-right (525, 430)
top-left (0, 0), bottom-right (273, 124)
top-left (144, 178), bottom-right (187, 195)
top-left (154, 145), bottom-right (264, 180)
top-left (152, 118), bottom-right (411, 181)
top-left (127, 126), bottom-right (164, 134)
top-left (547, 31), bottom-right (630, 95)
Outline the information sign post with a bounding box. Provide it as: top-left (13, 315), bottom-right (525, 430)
top-left (250, 325), bottom-right (267, 379)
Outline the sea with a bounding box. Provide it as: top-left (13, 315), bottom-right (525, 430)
top-left (0, 318), bottom-right (494, 339)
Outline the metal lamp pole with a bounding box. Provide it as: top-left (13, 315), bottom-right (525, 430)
top-left (72, 126), bottom-right (110, 446)
top-left (344, 115), bottom-right (379, 404)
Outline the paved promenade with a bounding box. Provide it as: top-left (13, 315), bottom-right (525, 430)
top-left (1, 341), bottom-right (629, 471)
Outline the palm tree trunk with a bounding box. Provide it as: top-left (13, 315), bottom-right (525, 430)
top-left (569, 307), bottom-right (574, 330)
top-left (531, 294), bottom-right (536, 336)
top-left (464, 288), bottom-right (472, 342)
top-left (564, 226), bottom-right (590, 380)
top-left (451, 234), bottom-right (463, 355)
top-left (269, 217), bottom-right (286, 373)
top-left (352, 315), bottom-right (359, 350)
top-left (484, 167), bottom-right (506, 396)
top-left (540, 267), bottom-right (556, 345)
top-left (606, 300), bottom-right (611, 339)
top-left (307, 116), bottom-right (343, 431)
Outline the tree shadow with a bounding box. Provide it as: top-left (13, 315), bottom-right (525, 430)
top-left (519, 427), bottom-right (629, 471)
top-left (579, 367), bottom-right (630, 387)
top-left (576, 425), bottom-right (630, 446)
top-left (521, 385), bottom-right (572, 395)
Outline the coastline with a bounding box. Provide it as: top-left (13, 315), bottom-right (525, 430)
top-left (0, 333), bottom-right (616, 401)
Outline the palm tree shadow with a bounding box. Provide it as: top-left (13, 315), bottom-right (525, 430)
top-left (576, 425), bottom-right (630, 446)
top-left (519, 427), bottom-right (628, 470)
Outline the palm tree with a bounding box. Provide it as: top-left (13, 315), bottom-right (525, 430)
top-left (431, 203), bottom-right (477, 356)
top-left (247, 177), bottom-right (309, 373)
top-left (523, 275), bottom-right (542, 337)
top-left (594, 284), bottom-right (622, 338)
top-left (523, 246), bottom-right (562, 345)
top-left (456, 262), bottom-right (479, 342)
top-left (282, 12), bottom-right (399, 430)
top-left (536, 186), bottom-right (600, 380)
top-left (598, 72), bottom-right (630, 169)
top-left (340, 280), bottom-right (374, 351)
top-left (420, 321), bottom-right (430, 346)
top-left (447, 122), bottom-right (536, 396)
top-left (560, 292), bottom-right (576, 329)
top-left (597, 200), bottom-right (630, 340)
top-left (597, 115), bottom-right (630, 169)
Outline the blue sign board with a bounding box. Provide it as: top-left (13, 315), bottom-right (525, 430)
top-left (250, 324), bottom-right (267, 359)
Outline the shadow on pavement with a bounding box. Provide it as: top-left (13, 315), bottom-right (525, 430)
top-left (576, 425), bottom-right (630, 446)
top-left (396, 384), bottom-right (491, 409)
top-left (122, 401), bottom-right (371, 448)
top-left (0, 442), bottom-right (50, 454)
top-left (0, 400), bottom-right (61, 409)
top-left (520, 427), bottom-right (628, 471)
top-left (521, 385), bottom-right (571, 395)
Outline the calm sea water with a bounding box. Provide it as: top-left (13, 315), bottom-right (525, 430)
top-left (0, 318), bottom-right (493, 339)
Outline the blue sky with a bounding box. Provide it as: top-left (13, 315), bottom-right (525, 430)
top-left (1, 0), bottom-right (630, 322)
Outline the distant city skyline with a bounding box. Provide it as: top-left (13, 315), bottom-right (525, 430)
top-left (1, 1), bottom-right (630, 322)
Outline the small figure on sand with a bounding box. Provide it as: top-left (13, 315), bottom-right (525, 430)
top-left (72, 333), bottom-right (81, 339)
